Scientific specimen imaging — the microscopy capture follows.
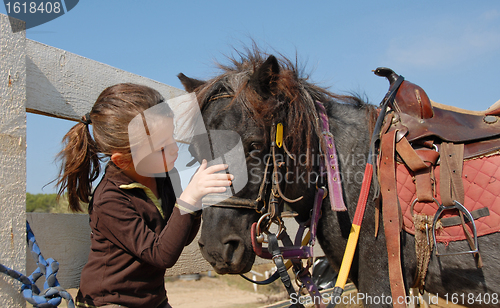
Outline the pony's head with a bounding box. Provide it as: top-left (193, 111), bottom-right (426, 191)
top-left (178, 49), bottom-right (347, 274)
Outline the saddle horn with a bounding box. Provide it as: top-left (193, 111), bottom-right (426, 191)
top-left (374, 67), bottom-right (434, 119)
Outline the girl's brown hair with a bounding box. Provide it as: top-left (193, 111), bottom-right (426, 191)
top-left (56, 83), bottom-right (165, 212)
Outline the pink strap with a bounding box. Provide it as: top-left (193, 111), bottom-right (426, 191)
top-left (316, 102), bottom-right (347, 211)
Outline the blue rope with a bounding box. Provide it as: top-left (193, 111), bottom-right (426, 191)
top-left (0, 221), bottom-right (75, 308)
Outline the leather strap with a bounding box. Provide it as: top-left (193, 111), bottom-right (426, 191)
top-left (439, 142), bottom-right (465, 206)
top-left (440, 143), bottom-right (483, 267)
top-left (309, 188), bottom-right (325, 246)
top-left (396, 137), bottom-right (436, 202)
top-left (396, 137), bottom-right (429, 171)
top-left (316, 102), bottom-right (347, 211)
top-left (268, 234), bottom-right (303, 308)
top-left (299, 271), bottom-right (326, 308)
top-left (240, 270), bottom-right (281, 285)
top-left (379, 129), bottom-right (407, 308)
top-left (440, 207), bottom-right (490, 227)
top-left (280, 233), bottom-right (325, 308)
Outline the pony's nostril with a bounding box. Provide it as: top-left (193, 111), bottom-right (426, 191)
top-left (222, 238), bottom-right (243, 264)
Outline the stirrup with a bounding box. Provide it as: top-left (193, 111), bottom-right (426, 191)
top-left (432, 200), bottom-right (479, 256)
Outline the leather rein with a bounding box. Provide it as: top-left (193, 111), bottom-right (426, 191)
top-left (203, 93), bottom-right (346, 307)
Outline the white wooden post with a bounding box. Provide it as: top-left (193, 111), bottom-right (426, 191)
top-left (0, 14), bottom-right (27, 308)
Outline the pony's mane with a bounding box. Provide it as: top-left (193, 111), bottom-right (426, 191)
top-left (196, 47), bottom-right (368, 169)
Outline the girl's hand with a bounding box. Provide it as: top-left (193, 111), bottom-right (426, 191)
top-left (178, 159), bottom-right (234, 207)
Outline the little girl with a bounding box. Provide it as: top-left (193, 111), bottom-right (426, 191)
top-left (56, 83), bottom-right (232, 308)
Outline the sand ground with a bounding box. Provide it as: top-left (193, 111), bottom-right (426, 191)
top-left (53, 274), bottom-right (468, 308)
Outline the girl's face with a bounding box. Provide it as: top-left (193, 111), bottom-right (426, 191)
top-left (132, 117), bottom-right (179, 176)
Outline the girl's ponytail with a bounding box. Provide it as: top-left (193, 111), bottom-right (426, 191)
top-left (55, 83), bottom-right (165, 213)
top-left (56, 116), bottom-right (100, 212)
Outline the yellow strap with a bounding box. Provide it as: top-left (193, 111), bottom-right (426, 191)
top-left (335, 224), bottom-right (360, 287)
top-left (119, 183), bottom-right (164, 219)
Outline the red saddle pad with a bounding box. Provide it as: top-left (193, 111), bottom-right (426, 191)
top-left (397, 153), bottom-right (500, 243)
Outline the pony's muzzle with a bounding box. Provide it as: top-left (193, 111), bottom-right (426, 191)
top-left (198, 235), bottom-right (246, 274)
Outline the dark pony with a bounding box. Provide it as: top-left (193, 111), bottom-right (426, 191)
top-left (179, 48), bottom-right (500, 307)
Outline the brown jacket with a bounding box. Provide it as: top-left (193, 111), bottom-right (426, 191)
top-left (76, 164), bottom-right (200, 308)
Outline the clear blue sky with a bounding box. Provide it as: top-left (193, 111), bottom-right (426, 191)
top-left (2, 1), bottom-right (499, 194)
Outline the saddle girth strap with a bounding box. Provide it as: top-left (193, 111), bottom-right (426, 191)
top-left (379, 130), bottom-right (406, 308)
top-left (379, 129), bottom-right (407, 308)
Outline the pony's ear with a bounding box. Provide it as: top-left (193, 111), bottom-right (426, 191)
top-left (177, 73), bottom-right (206, 93)
top-left (250, 55), bottom-right (280, 99)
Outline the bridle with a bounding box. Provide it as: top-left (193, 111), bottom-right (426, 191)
top-left (200, 92), bottom-right (345, 307)
top-left (205, 123), bottom-right (303, 208)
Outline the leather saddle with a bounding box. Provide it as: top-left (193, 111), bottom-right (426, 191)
top-left (376, 67), bottom-right (500, 242)
top-left (375, 68), bottom-right (500, 300)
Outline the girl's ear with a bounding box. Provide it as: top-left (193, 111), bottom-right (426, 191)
top-left (111, 152), bottom-right (132, 170)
